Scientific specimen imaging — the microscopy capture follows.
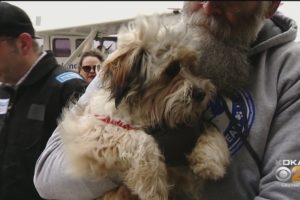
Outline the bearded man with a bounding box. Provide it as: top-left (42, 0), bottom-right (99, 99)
top-left (34, 1), bottom-right (300, 200)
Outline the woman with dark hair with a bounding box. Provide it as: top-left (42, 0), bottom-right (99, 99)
top-left (78, 49), bottom-right (104, 83)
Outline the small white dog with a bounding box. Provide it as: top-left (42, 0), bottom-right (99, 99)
top-left (59, 15), bottom-right (230, 200)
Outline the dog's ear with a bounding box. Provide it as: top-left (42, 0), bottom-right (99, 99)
top-left (102, 47), bottom-right (145, 108)
top-left (114, 49), bottom-right (145, 107)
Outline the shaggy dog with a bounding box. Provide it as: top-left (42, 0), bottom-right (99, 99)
top-left (59, 15), bottom-right (230, 200)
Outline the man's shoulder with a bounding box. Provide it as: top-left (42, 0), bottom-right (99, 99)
top-left (54, 70), bottom-right (83, 84)
top-left (268, 40), bottom-right (300, 64)
top-left (49, 68), bottom-right (87, 103)
top-left (51, 67), bottom-right (86, 86)
top-left (43, 67), bottom-right (88, 102)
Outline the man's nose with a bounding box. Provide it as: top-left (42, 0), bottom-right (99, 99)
top-left (196, 1), bottom-right (223, 16)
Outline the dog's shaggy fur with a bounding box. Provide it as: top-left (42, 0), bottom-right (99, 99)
top-left (59, 15), bottom-right (230, 200)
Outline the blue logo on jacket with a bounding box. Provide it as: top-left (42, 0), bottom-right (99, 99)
top-left (205, 90), bottom-right (255, 155)
top-left (56, 72), bottom-right (82, 83)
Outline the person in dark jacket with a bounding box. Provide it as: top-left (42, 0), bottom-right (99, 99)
top-left (0, 2), bottom-right (87, 199)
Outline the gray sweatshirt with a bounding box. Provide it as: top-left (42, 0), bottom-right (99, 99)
top-left (34, 12), bottom-right (300, 200)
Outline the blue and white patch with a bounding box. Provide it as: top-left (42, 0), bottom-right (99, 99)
top-left (56, 72), bottom-right (83, 83)
top-left (205, 90), bottom-right (255, 155)
top-left (0, 99), bottom-right (9, 115)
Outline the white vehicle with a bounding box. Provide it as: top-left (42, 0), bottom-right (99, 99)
top-left (5, 1), bottom-right (299, 73)
top-left (36, 9), bottom-right (181, 71)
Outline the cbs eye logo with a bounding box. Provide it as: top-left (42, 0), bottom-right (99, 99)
top-left (275, 166), bottom-right (300, 182)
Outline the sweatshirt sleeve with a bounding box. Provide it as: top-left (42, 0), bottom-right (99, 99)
top-left (255, 43), bottom-right (300, 199)
top-left (34, 76), bottom-right (119, 199)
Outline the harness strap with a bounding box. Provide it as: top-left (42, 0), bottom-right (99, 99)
top-left (219, 96), bottom-right (262, 174)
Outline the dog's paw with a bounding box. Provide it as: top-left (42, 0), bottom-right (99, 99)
top-left (190, 158), bottom-right (228, 180)
top-left (188, 127), bottom-right (230, 180)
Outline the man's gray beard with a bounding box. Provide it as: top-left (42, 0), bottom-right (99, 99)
top-left (195, 33), bottom-right (250, 97)
top-left (182, 2), bottom-right (269, 97)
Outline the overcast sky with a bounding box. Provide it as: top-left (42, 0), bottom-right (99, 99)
top-left (5, 1), bottom-right (184, 30)
top-left (4, 1), bottom-right (300, 41)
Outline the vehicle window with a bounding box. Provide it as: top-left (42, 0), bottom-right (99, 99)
top-left (102, 40), bottom-right (117, 54)
top-left (53, 38), bottom-right (71, 57)
top-left (76, 38), bottom-right (85, 48)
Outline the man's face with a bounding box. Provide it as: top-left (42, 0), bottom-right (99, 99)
top-left (181, 1), bottom-right (272, 96)
top-left (183, 1), bottom-right (270, 45)
top-left (0, 37), bottom-right (22, 83)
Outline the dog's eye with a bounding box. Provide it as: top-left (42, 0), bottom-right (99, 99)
top-left (165, 60), bottom-right (181, 77)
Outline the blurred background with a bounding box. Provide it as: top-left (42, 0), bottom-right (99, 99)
top-left (3, 1), bottom-right (300, 41)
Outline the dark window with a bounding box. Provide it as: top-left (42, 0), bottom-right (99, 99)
top-left (102, 40), bottom-right (117, 54)
top-left (76, 38), bottom-right (85, 48)
top-left (98, 37), bottom-right (117, 55)
top-left (53, 38), bottom-right (71, 57)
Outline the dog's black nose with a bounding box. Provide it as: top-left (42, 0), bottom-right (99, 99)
top-left (192, 88), bottom-right (206, 102)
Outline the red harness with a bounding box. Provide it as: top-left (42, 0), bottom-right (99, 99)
top-left (94, 114), bottom-right (137, 130)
